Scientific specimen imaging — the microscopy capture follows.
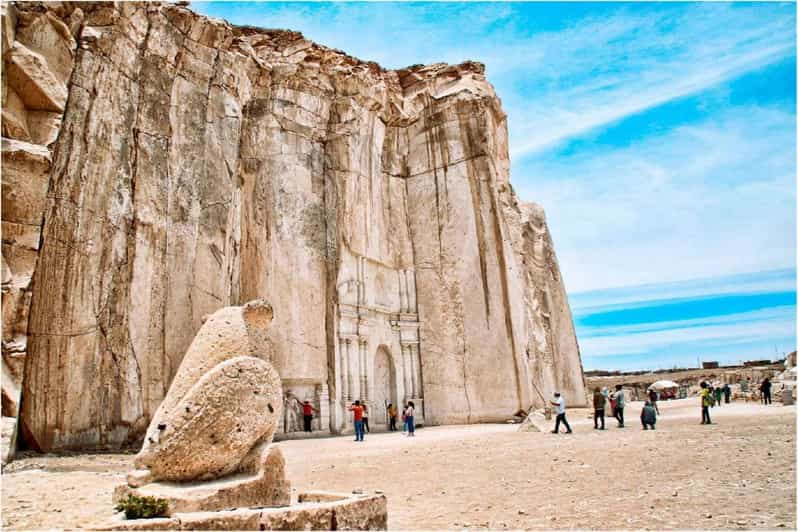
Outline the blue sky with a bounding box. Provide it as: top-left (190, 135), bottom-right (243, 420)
top-left (192, 1), bottom-right (796, 370)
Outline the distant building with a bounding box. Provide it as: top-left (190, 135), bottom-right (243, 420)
top-left (702, 361), bottom-right (719, 369)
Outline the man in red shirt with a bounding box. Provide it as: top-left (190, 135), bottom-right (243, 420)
top-left (302, 401), bottom-right (317, 433)
top-left (348, 400), bottom-right (365, 441)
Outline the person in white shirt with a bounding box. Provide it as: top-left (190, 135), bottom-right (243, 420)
top-left (550, 392), bottom-right (572, 434)
top-left (405, 401), bottom-right (416, 437)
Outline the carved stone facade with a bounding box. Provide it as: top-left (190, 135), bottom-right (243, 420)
top-left (2, 2), bottom-right (585, 453)
top-left (331, 250), bottom-right (423, 431)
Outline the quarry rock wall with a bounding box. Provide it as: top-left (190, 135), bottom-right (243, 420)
top-left (1, 1), bottom-right (585, 452)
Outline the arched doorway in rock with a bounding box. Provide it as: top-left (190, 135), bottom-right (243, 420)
top-left (371, 345), bottom-right (397, 429)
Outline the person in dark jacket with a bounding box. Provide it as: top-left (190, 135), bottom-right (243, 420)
top-left (723, 383), bottom-right (732, 404)
top-left (713, 384), bottom-right (723, 407)
top-left (592, 387), bottom-right (605, 430)
top-left (640, 400), bottom-right (657, 430)
top-left (760, 378), bottom-right (772, 405)
top-left (388, 403), bottom-right (398, 431)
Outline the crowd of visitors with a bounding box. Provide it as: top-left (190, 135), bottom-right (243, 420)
top-left (303, 377), bottom-right (777, 441)
top-left (556, 376), bottom-right (777, 434)
top-left (345, 400), bottom-right (416, 441)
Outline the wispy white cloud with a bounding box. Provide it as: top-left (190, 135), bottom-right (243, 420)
top-left (503, 4), bottom-right (796, 157)
top-left (579, 305), bottom-right (794, 340)
top-left (521, 105), bottom-right (796, 292)
top-left (570, 268), bottom-right (796, 312)
top-left (579, 307), bottom-right (795, 357)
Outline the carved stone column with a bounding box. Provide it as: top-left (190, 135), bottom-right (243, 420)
top-left (357, 256), bottom-right (366, 306)
top-left (345, 339), bottom-right (354, 401)
top-left (397, 270), bottom-right (406, 312)
top-left (411, 344), bottom-right (422, 398)
top-left (402, 344), bottom-right (412, 400)
top-left (359, 339), bottom-right (368, 401)
top-left (407, 270), bottom-right (417, 312)
top-left (409, 345), bottom-right (418, 398)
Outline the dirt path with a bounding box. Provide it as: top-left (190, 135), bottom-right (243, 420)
top-left (2, 399), bottom-right (795, 530)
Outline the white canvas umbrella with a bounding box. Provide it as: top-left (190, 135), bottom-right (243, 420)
top-left (648, 380), bottom-right (680, 390)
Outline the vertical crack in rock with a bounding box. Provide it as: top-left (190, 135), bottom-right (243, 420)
top-left (459, 110), bottom-right (491, 324)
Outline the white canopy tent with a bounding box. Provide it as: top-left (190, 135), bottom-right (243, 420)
top-left (648, 380), bottom-right (680, 391)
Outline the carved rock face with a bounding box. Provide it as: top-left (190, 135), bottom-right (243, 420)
top-left (134, 300), bottom-right (282, 482)
top-left (11, 1), bottom-right (586, 453)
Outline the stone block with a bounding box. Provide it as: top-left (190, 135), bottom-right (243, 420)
top-left (91, 493), bottom-right (386, 531)
top-left (5, 42), bottom-right (67, 112)
top-left (259, 502), bottom-right (334, 530)
top-left (1, 139), bottom-right (52, 226)
top-left (1, 83), bottom-right (31, 142)
top-left (177, 508), bottom-right (261, 530)
top-left (15, 11), bottom-right (76, 85)
top-left (26, 110), bottom-right (62, 146)
top-left (334, 494), bottom-right (388, 530)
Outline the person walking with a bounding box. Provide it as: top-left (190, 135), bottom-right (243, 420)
top-left (648, 388), bottom-right (660, 415)
top-left (302, 400), bottom-right (317, 433)
top-left (723, 383), bottom-right (732, 404)
top-left (700, 381), bottom-right (712, 425)
top-left (761, 378), bottom-right (772, 405)
top-left (362, 403), bottom-right (370, 433)
top-left (640, 400), bottom-right (657, 430)
top-left (740, 378), bottom-right (750, 402)
top-left (388, 403), bottom-right (398, 431)
top-left (592, 387), bottom-right (605, 430)
top-left (348, 400), bottom-right (366, 441)
top-left (612, 385), bottom-right (626, 428)
top-left (401, 403), bottom-right (408, 433)
top-left (550, 392), bottom-right (572, 434)
top-left (405, 401), bottom-right (416, 437)
top-left (713, 384), bottom-right (723, 407)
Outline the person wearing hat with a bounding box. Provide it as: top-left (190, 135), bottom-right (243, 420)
top-left (550, 392), bottom-right (572, 434)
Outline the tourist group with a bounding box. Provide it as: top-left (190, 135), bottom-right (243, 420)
top-left (552, 376), bottom-right (776, 433)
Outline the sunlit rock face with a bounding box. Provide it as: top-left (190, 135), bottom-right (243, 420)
top-left (3, 1), bottom-right (585, 452)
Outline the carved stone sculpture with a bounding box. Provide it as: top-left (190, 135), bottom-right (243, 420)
top-left (115, 299), bottom-right (290, 514)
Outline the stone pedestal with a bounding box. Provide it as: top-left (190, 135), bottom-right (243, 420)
top-left (114, 446), bottom-right (290, 516)
top-left (91, 491), bottom-right (388, 531)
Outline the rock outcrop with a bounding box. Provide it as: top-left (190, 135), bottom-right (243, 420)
top-left (1, 1), bottom-right (78, 462)
top-left (3, 1), bottom-right (586, 453)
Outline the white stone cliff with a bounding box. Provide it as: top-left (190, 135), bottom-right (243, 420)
top-left (1, 1), bottom-right (586, 453)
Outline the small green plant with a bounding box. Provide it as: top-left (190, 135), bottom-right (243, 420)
top-left (114, 494), bottom-right (169, 520)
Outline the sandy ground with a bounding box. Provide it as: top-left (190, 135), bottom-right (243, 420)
top-left (1, 398), bottom-right (795, 530)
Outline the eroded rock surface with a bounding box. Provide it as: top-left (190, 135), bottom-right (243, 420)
top-left (1, 1), bottom-right (77, 461)
top-left (4, 1), bottom-right (586, 452)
